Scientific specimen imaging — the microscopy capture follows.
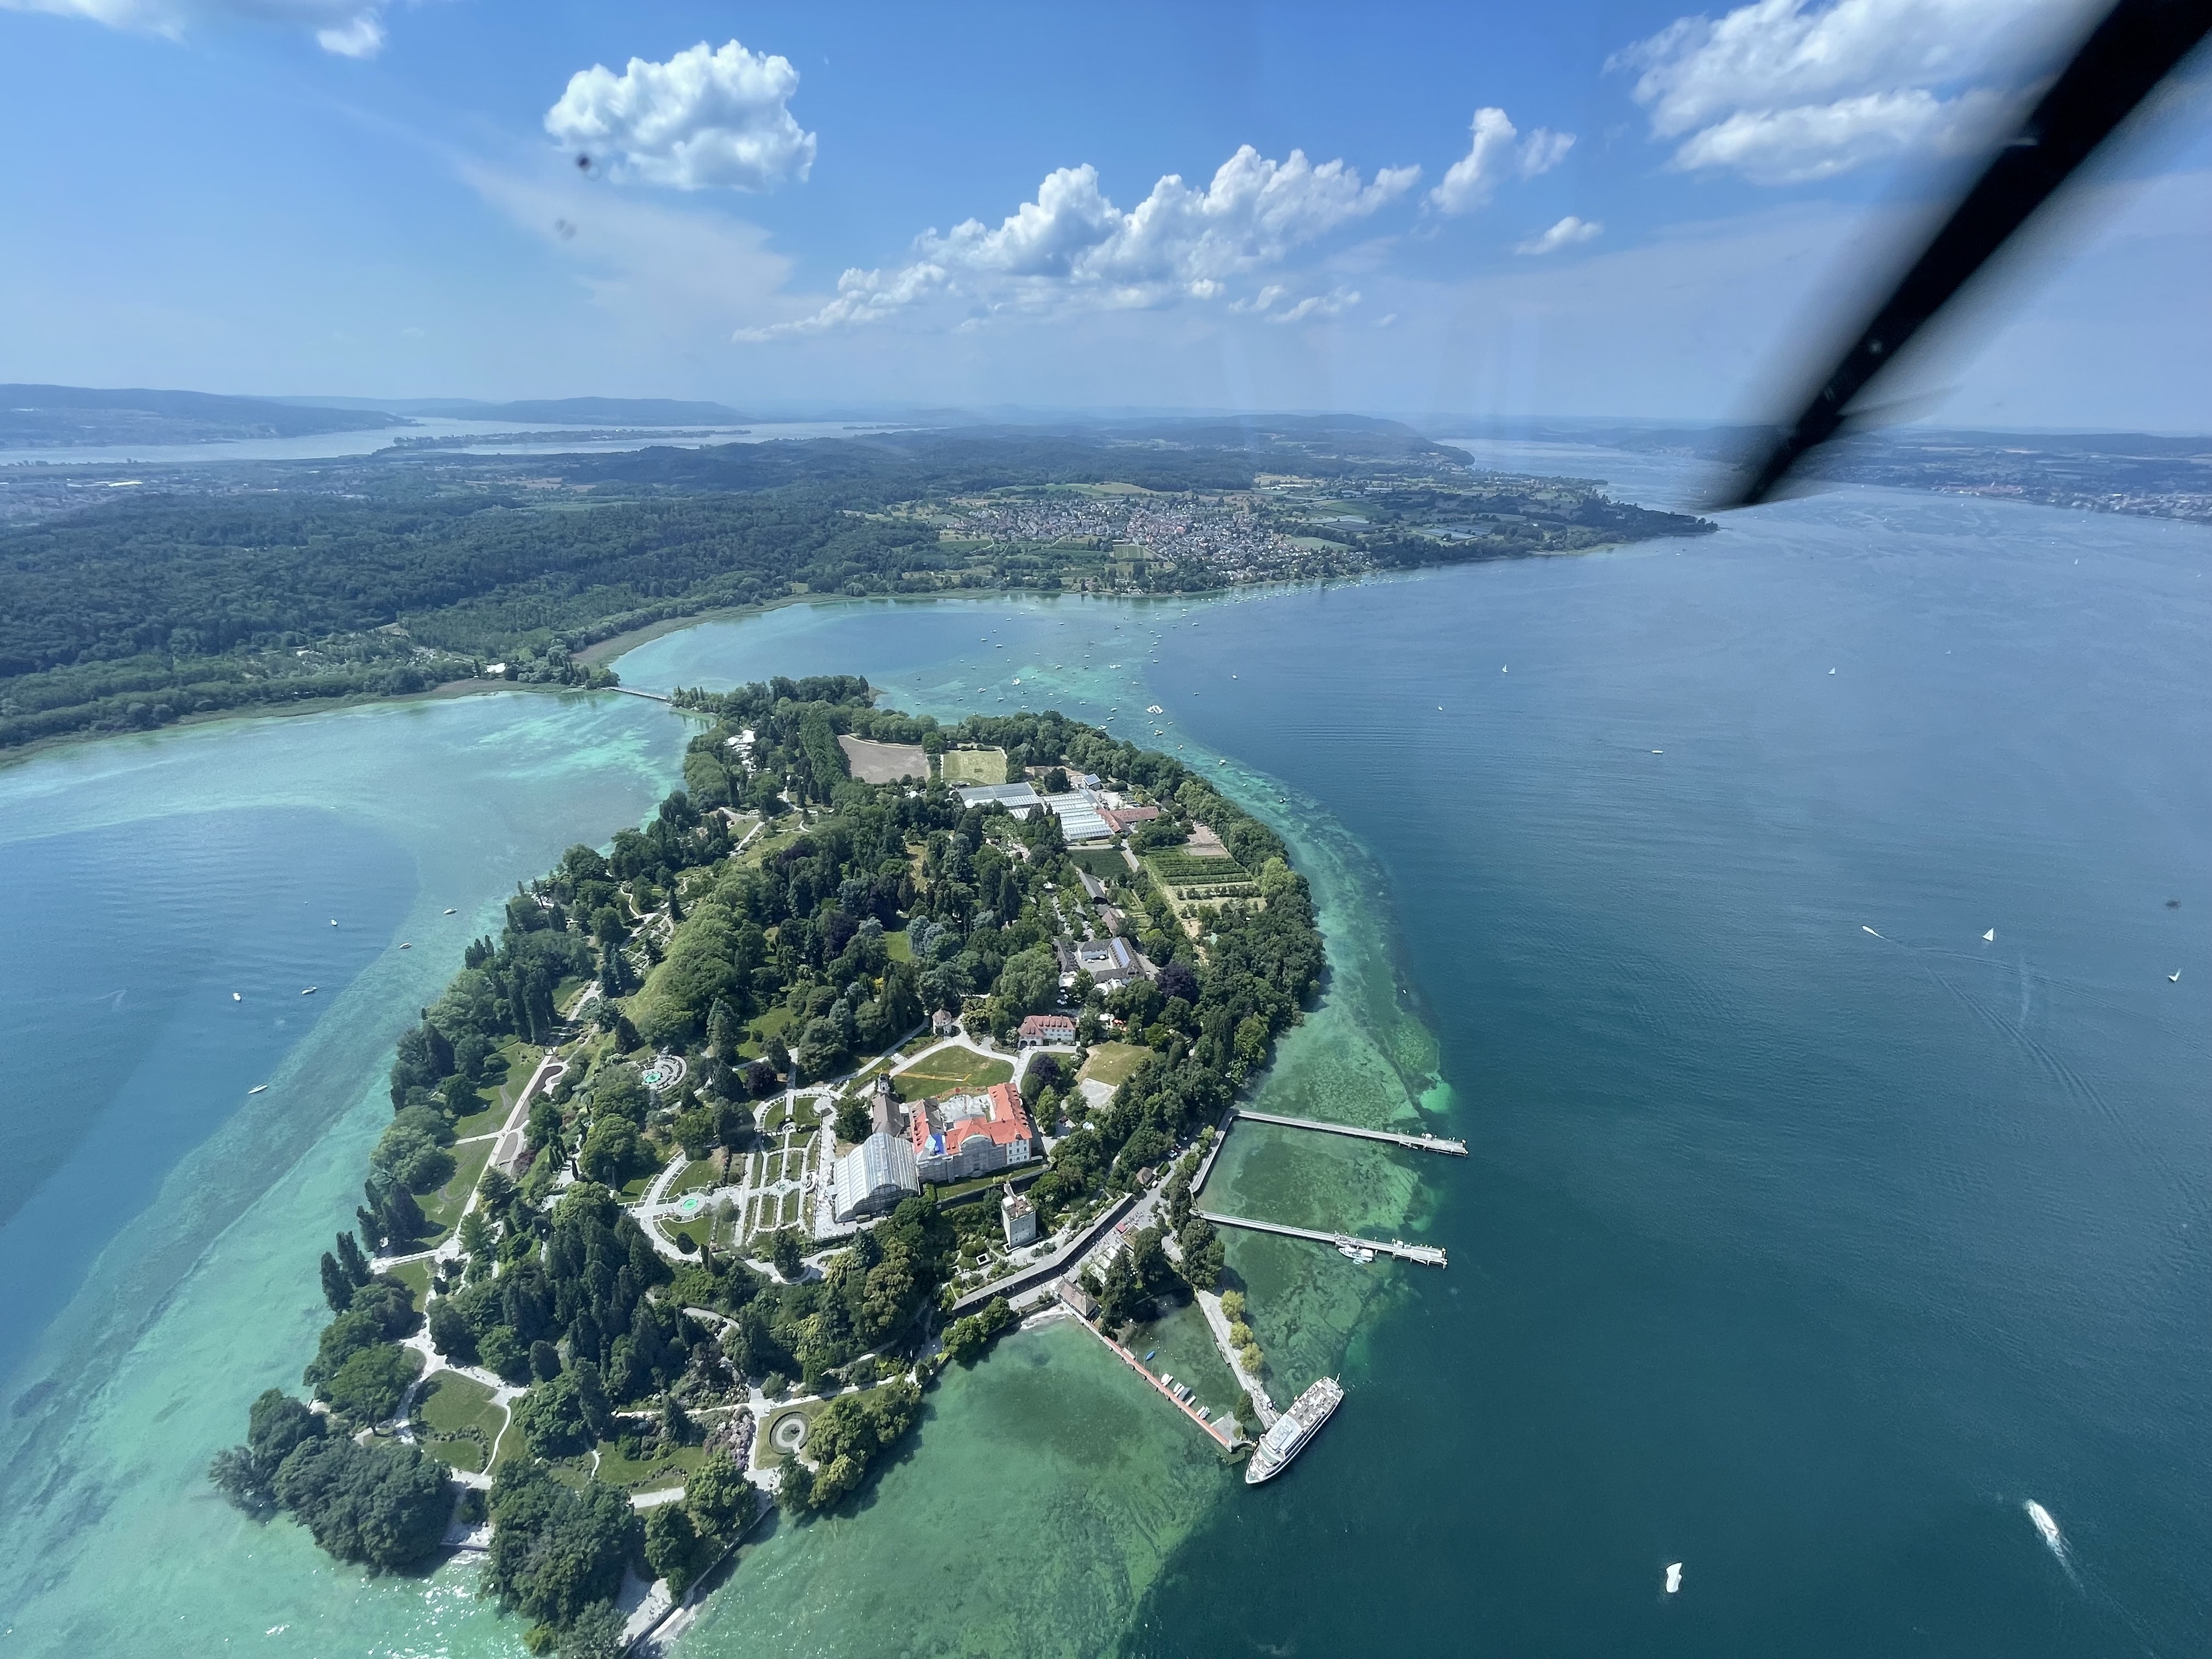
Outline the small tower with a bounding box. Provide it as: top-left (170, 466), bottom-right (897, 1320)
top-left (1001, 1181), bottom-right (1038, 1248)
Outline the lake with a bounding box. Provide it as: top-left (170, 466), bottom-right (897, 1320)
top-left (1, 444), bottom-right (2205, 1656)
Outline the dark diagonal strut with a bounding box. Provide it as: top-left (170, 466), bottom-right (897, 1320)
top-left (1726, 0), bottom-right (2212, 509)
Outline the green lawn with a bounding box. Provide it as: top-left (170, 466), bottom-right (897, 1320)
top-left (1068, 846), bottom-right (1130, 878)
top-left (595, 1436), bottom-right (709, 1494)
top-left (388, 1256), bottom-right (432, 1304)
top-left (885, 927), bottom-right (913, 962)
top-left (941, 747), bottom-right (1007, 785)
top-left (421, 1136), bottom-right (496, 1232)
top-left (657, 1215), bottom-right (710, 1252)
top-left (415, 1370), bottom-right (505, 1474)
top-left (671, 1156), bottom-right (725, 1194)
top-left (1079, 1042), bottom-right (1151, 1087)
top-left (891, 1048), bottom-right (1014, 1101)
top-left (452, 1101), bottom-right (508, 1139)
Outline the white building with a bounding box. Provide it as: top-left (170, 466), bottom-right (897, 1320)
top-left (1001, 1185), bottom-right (1038, 1248)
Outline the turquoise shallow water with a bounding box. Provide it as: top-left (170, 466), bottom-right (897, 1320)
top-left (3, 447), bottom-right (2209, 1656)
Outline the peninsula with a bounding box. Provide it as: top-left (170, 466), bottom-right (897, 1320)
top-left (0, 416), bottom-right (1713, 755)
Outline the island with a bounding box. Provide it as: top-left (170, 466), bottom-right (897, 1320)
top-left (211, 676), bottom-right (1326, 1653)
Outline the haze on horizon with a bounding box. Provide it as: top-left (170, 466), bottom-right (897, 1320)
top-left (4, 0), bottom-right (2210, 431)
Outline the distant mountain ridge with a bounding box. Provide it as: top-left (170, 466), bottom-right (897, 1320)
top-left (1, 385), bottom-right (401, 448)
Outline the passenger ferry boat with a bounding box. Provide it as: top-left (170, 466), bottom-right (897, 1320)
top-left (1244, 1376), bottom-right (1344, 1484)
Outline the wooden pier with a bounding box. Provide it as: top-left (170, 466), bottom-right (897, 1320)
top-left (1195, 1210), bottom-right (1448, 1267)
top-left (1231, 1108), bottom-right (1466, 1156)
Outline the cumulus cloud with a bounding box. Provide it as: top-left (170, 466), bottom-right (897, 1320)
top-left (1427, 108), bottom-right (1576, 215)
top-left (546, 39), bottom-right (816, 192)
top-left (1612, 0), bottom-right (2074, 183)
top-left (1515, 215), bottom-right (1604, 255)
top-left (743, 144), bottom-right (1417, 338)
top-left (0, 0), bottom-right (392, 53)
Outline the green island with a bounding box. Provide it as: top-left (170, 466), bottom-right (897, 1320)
top-left (0, 418), bottom-right (1711, 753)
top-left (210, 675), bottom-right (1324, 1654)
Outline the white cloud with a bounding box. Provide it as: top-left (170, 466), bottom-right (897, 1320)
top-left (545, 39), bottom-right (816, 192)
top-left (1612, 0), bottom-right (2076, 182)
top-left (1269, 287), bottom-right (1361, 324)
top-left (743, 144), bottom-right (1418, 338)
top-left (0, 0), bottom-right (392, 53)
top-left (1515, 215), bottom-right (1604, 254)
top-left (1229, 283), bottom-right (1291, 314)
top-left (1428, 108), bottom-right (1576, 215)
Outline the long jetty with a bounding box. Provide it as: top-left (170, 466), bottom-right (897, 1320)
top-left (1231, 1108), bottom-right (1466, 1156)
top-left (1195, 1209), bottom-right (1447, 1267)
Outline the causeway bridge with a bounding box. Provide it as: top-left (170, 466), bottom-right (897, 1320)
top-left (1230, 1108), bottom-right (1466, 1156)
top-left (1195, 1209), bottom-right (1448, 1268)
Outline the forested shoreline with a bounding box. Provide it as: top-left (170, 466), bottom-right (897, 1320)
top-left (210, 679), bottom-right (1325, 1654)
top-left (0, 423), bottom-right (1709, 753)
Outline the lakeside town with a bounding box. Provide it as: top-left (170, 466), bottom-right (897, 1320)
top-left (209, 678), bottom-right (1464, 1654)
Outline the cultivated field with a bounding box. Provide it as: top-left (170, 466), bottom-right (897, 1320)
top-left (941, 747), bottom-right (1008, 785)
top-left (839, 735), bottom-right (929, 783)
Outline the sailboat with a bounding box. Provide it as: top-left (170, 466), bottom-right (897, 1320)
top-left (1983, 929), bottom-right (1996, 943)
top-left (2170, 970), bottom-right (2182, 983)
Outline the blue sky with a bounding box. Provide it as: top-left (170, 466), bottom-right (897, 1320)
top-left (3, 0), bottom-right (2208, 426)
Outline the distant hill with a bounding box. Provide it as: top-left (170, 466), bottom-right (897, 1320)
top-left (277, 395), bottom-right (754, 425)
top-left (0, 385), bottom-right (402, 448)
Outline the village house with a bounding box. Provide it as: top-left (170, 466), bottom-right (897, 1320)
top-left (1017, 1012), bottom-right (1077, 1048)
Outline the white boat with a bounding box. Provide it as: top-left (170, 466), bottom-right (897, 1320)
top-left (1356, 1248), bottom-right (1375, 1264)
top-left (2170, 970), bottom-right (2182, 983)
top-left (443, 907), bottom-right (456, 915)
top-left (301, 986), bottom-right (318, 995)
top-left (1246, 1376), bottom-right (1342, 1485)
top-left (1983, 929), bottom-right (1996, 942)
top-left (2024, 1499), bottom-right (2064, 1557)
top-left (248, 1085), bottom-right (267, 1095)
top-left (1664, 1562), bottom-right (1683, 1593)
top-left (1337, 1242), bottom-right (1358, 1259)
top-left (399, 942), bottom-right (411, 950)
top-left (232, 992), bottom-right (241, 1002)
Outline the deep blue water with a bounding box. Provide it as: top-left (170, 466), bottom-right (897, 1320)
top-left (1115, 478), bottom-right (2212, 1656)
